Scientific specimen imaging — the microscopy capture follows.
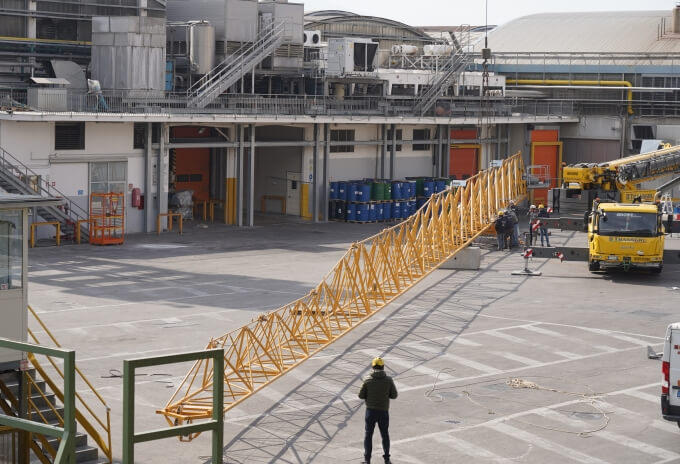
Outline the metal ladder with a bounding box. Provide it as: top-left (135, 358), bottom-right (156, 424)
top-left (0, 146), bottom-right (89, 243)
top-left (187, 22), bottom-right (287, 109)
top-left (413, 49), bottom-right (471, 116)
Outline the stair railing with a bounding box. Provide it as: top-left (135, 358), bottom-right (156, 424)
top-left (27, 305), bottom-right (113, 463)
top-left (0, 379), bottom-right (54, 464)
top-left (187, 21), bottom-right (286, 106)
top-left (0, 146), bottom-right (89, 225)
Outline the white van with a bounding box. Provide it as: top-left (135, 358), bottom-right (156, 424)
top-left (662, 323), bottom-right (680, 426)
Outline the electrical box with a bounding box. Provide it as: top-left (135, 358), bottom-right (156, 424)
top-left (327, 37), bottom-right (378, 77)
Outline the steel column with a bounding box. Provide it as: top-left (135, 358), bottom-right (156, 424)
top-left (237, 125), bottom-right (243, 227)
top-left (312, 123), bottom-right (319, 223)
top-left (323, 123), bottom-right (330, 222)
top-left (248, 124), bottom-right (255, 227)
top-left (389, 123), bottom-right (396, 180)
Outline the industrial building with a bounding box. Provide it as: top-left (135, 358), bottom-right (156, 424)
top-left (1, 2), bottom-right (680, 463)
top-left (0, 2), bottom-right (679, 237)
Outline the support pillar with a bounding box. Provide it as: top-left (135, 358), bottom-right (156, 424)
top-left (445, 124), bottom-right (451, 177)
top-left (380, 124), bottom-right (386, 179)
top-left (323, 123), bottom-right (330, 222)
top-left (389, 123), bottom-right (396, 180)
top-left (144, 122), bottom-right (154, 232)
top-left (248, 124), bottom-right (255, 227)
top-left (312, 123), bottom-right (319, 223)
top-left (237, 125), bottom-right (243, 227)
top-left (157, 124), bottom-right (168, 231)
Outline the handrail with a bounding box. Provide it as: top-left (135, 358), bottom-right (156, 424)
top-left (0, 146), bottom-right (89, 223)
top-left (160, 152), bottom-right (527, 431)
top-left (27, 305), bottom-right (113, 463)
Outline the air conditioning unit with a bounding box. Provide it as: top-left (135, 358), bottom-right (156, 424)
top-left (303, 30), bottom-right (321, 47)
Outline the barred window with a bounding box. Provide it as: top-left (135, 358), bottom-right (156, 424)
top-left (413, 129), bottom-right (431, 151)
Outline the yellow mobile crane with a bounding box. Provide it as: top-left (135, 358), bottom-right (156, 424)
top-left (543, 144), bottom-right (680, 273)
top-left (560, 143), bottom-right (680, 203)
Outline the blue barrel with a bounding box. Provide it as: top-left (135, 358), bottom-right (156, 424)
top-left (337, 182), bottom-right (347, 201)
top-left (383, 202), bottom-right (392, 220)
top-left (435, 179), bottom-right (447, 193)
top-left (335, 201), bottom-right (346, 221)
top-left (410, 200), bottom-right (417, 215)
top-left (356, 203), bottom-right (369, 221)
top-left (346, 202), bottom-right (356, 221)
top-left (391, 181), bottom-right (403, 200)
top-left (417, 198), bottom-right (427, 209)
top-left (423, 179), bottom-right (435, 197)
top-left (346, 182), bottom-right (358, 202)
top-left (376, 203), bottom-right (384, 221)
top-left (330, 182), bottom-right (338, 200)
top-left (368, 203), bottom-right (377, 222)
top-left (405, 181), bottom-right (416, 198)
top-left (358, 183), bottom-right (371, 202)
top-left (393, 201), bottom-right (402, 219)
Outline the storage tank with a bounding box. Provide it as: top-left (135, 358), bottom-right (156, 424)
top-left (391, 45), bottom-right (418, 55)
top-left (674, 5), bottom-right (680, 34)
top-left (188, 21), bottom-right (215, 74)
top-left (424, 44), bottom-right (454, 56)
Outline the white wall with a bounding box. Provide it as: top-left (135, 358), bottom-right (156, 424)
top-left (0, 121), bottom-right (147, 234)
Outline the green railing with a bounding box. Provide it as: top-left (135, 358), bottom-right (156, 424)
top-left (0, 338), bottom-right (76, 464)
top-left (122, 348), bottom-right (224, 464)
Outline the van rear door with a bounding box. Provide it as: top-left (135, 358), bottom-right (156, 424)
top-left (669, 328), bottom-right (680, 406)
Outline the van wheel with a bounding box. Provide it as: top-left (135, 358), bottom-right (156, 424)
top-left (676, 421), bottom-right (680, 429)
top-left (588, 261), bottom-right (600, 272)
top-left (651, 265), bottom-right (663, 275)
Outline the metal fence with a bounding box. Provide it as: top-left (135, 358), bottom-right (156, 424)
top-left (15, 86), bottom-right (680, 119)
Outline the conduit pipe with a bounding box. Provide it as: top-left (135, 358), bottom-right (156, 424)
top-left (506, 79), bottom-right (634, 115)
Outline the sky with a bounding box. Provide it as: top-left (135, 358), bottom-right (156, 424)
top-left (302, 0), bottom-right (676, 27)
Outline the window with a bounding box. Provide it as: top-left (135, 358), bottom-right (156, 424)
top-left (133, 123), bottom-right (146, 149)
top-left (0, 210), bottom-right (23, 290)
top-left (330, 129), bottom-right (355, 153)
top-left (90, 162), bottom-right (127, 196)
top-left (387, 129), bottom-right (402, 151)
top-left (55, 122), bottom-right (85, 150)
top-left (413, 129), bottom-right (431, 151)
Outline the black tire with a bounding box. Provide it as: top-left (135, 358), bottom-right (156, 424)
top-left (588, 261), bottom-right (600, 272)
top-left (676, 421), bottom-right (680, 429)
top-left (651, 265), bottom-right (663, 275)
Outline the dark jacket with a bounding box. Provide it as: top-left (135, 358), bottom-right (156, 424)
top-left (494, 216), bottom-right (508, 234)
top-left (537, 208), bottom-right (550, 219)
top-left (359, 369), bottom-right (398, 411)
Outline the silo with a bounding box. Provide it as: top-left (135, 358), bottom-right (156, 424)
top-left (91, 16), bottom-right (166, 93)
top-left (188, 21), bottom-right (216, 74)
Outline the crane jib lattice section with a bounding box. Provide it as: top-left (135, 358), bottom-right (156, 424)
top-left (159, 152), bottom-right (526, 429)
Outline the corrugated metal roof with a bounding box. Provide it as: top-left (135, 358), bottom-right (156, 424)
top-left (477, 11), bottom-right (680, 54)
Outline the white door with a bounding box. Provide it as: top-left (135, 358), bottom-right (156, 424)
top-left (286, 172), bottom-right (301, 216)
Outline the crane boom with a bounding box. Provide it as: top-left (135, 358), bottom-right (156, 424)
top-left (562, 144), bottom-right (680, 191)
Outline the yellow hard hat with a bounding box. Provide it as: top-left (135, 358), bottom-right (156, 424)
top-left (539, 204), bottom-right (545, 208)
top-left (371, 357), bottom-right (384, 368)
top-left (498, 211), bottom-right (504, 216)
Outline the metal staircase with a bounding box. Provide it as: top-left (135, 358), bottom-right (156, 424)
top-left (187, 22), bottom-right (287, 109)
top-left (0, 370), bottom-right (103, 463)
top-left (413, 49), bottom-right (471, 116)
top-left (0, 146), bottom-right (89, 243)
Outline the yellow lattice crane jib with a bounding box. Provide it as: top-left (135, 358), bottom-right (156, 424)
top-left (158, 152), bottom-right (527, 435)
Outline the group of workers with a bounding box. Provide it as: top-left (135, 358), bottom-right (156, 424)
top-left (494, 202), bottom-right (551, 250)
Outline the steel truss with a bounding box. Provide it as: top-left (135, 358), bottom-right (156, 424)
top-left (159, 152), bottom-right (526, 433)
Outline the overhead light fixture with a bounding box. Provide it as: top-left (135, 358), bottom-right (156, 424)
top-left (198, 127), bottom-right (206, 134)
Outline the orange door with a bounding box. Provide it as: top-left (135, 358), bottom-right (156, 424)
top-left (449, 129), bottom-right (479, 180)
top-left (172, 127), bottom-right (211, 201)
top-left (531, 130), bottom-right (560, 206)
